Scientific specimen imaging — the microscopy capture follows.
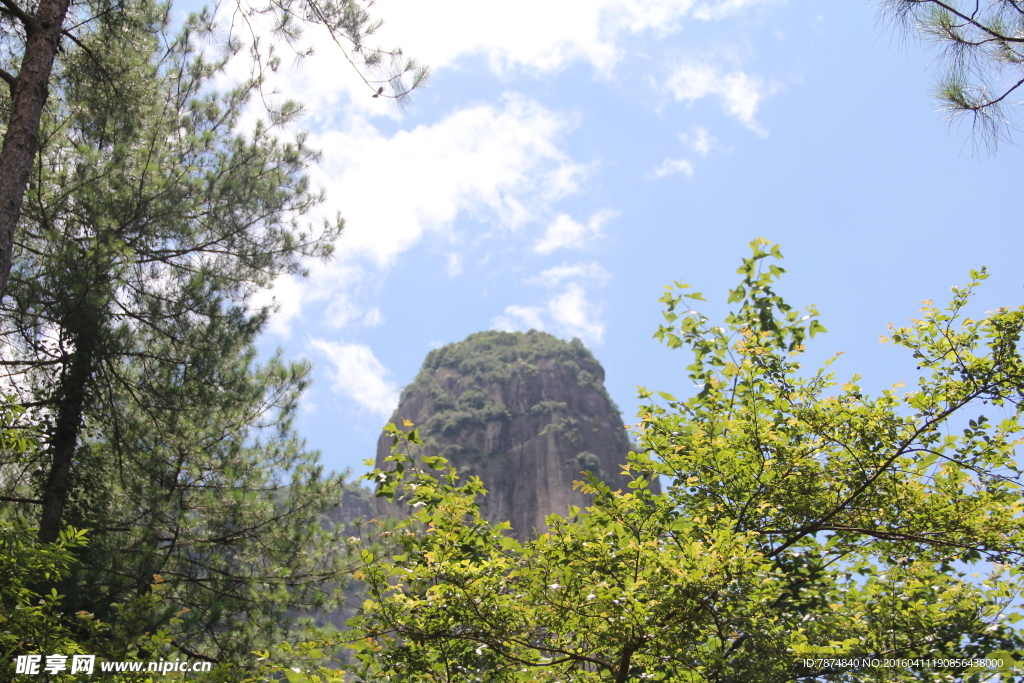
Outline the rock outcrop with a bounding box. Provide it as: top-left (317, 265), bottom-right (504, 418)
top-left (374, 330), bottom-right (646, 537)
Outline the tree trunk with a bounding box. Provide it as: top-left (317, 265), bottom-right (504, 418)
top-left (613, 644), bottom-right (637, 683)
top-left (0, 0), bottom-right (73, 301)
top-left (37, 327), bottom-right (96, 544)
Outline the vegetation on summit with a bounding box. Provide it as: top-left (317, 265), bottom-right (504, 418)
top-left (404, 330), bottom-right (611, 439)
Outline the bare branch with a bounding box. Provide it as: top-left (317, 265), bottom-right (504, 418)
top-left (0, 495), bottom-right (43, 504)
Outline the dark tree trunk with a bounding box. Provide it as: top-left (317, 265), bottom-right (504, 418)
top-left (0, 0), bottom-right (73, 301)
top-left (613, 644), bottom-right (637, 683)
top-left (37, 327), bottom-right (97, 543)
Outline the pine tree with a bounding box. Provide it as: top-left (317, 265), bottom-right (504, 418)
top-left (0, 1), bottom-right (356, 668)
top-left (0, 0), bottom-right (426, 301)
top-left (878, 0), bottom-right (1024, 145)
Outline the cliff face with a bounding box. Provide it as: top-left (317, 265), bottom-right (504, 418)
top-left (375, 330), bottom-right (646, 537)
top-left (318, 485), bottom-right (375, 632)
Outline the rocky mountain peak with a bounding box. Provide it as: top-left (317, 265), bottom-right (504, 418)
top-left (375, 330), bottom-right (648, 537)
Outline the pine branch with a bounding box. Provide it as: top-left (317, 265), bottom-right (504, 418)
top-left (0, 67), bottom-right (16, 90)
top-left (0, 495), bottom-right (43, 504)
top-left (0, 0), bottom-right (36, 30)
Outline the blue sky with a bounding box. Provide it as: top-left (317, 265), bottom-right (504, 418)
top-left (198, 0), bottom-right (1024, 477)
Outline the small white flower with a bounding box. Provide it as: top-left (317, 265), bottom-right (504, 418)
top-left (548, 583), bottom-right (561, 590)
top-left (587, 593), bottom-right (596, 600)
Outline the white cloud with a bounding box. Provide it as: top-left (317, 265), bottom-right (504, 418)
top-left (248, 274), bottom-right (304, 338)
top-left (369, 0), bottom-right (775, 78)
top-left (533, 209), bottom-right (619, 254)
top-left (310, 340), bottom-right (399, 417)
top-left (665, 63), bottom-right (774, 134)
top-left (526, 262), bottom-right (611, 287)
top-left (548, 283), bottom-right (605, 344)
top-left (311, 93), bottom-right (585, 270)
top-left (247, 257), bottom-right (365, 337)
top-left (680, 126), bottom-right (717, 155)
top-left (492, 287), bottom-right (604, 345)
top-left (651, 157), bottom-right (695, 179)
top-left (494, 261), bottom-right (609, 345)
top-left (493, 305), bottom-right (547, 332)
top-left (322, 295), bottom-right (362, 330)
top-left (692, 0), bottom-right (775, 21)
top-left (445, 253), bottom-right (463, 277)
top-left (253, 94), bottom-right (586, 336)
top-left (363, 307), bottom-right (385, 327)
top-left (316, 288), bottom-right (387, 330)
top-left (217, 0), bottom-right (781, 343)
top-left (371, 1), bottom-right (650, 77)
top-left (216, 0), bottom-right (779, 132)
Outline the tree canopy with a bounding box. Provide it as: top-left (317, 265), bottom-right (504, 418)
top-left (348, 239), bottom-right (1024, 682)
